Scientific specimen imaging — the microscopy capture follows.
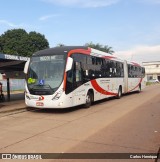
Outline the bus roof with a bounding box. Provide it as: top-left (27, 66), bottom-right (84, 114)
top-left (33, 46), bottom-right (88, 56)
top-left (32, 46), bottom-right (141, 66)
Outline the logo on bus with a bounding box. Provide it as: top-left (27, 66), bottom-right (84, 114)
top-left (39, 96), bottom-right (44, 101)
top-left (39, 79), bottom-right (45, 85)
top-left (29, 95), bottom-right (44, 101)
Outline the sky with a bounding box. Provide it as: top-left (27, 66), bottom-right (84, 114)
top-left (0, 0), bottom-right (160, 64)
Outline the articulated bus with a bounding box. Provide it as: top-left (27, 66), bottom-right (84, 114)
top-left (24, 46), bottom-right (145, 108)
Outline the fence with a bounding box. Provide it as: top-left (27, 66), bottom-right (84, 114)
top-left (0, 79), bottom-right (25, 91)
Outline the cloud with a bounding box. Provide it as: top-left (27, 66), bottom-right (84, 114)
top-left (0, 19), bottom-right (39, 33)
top-left (0, 20), bottom-right (18, 28)
top-left (39, 14), bottom-right (61, 21)
top-left (139, 0), bottom-right (160, 4)
top-left (0, 19), bottom-right (28, 28)
top-left (42, 0), bottom-right (120, 8)
top-left (115, 45), bottom-right (160, 64)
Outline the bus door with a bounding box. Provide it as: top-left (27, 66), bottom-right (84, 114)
top-left (123, 60), bottom-right (128, 93)
top-left (73, 61), bottom-right (85, 106)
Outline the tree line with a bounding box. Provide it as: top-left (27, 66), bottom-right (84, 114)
top-left (0, 29), bottom-right (114, 57)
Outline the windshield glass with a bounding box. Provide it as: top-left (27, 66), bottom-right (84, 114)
top-left (27, 55), bottom-right (65, 94)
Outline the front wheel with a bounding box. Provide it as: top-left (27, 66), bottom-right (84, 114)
top-left (84, 92), bottom-right (92, 108)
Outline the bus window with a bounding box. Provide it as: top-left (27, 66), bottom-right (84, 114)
top-left (76, 62), bottom-right (82, 82)
top-left (128, 65), bottom-right (131, 77)
top-left (110, 61), bottom-right (116, 77)
top-left (74, 62), bottom-right (83, 88)
top-left (120, 63), bottom-right (124, 77)
top-left (101, 58), bottom-right (107, 77)
top-left (142, 67), bottom-right (145, 77)
top-left (92, 57), bottom-right (96, 65)
top-left (86, 55), bottom-right (92, 64)
top-left (116, 62), bottom-right (123, 78)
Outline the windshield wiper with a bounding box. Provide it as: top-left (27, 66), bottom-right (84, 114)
top-left (30, 84), bottom-right (54, 91)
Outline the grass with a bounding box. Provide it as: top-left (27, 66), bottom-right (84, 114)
top-left (146, 82), bottom-right (160, 86)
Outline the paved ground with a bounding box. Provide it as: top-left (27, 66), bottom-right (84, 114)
top-left (0, 92), bottom-right (25, 114)
top-left (0, 85), bottom-right (159, 162)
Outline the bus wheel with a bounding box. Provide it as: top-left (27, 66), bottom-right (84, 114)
top-left (84, 92), bottom-right (92, 108)
top-left (137, 84), bottom-right (141, 93)
top-left (116, 87), bottom-right (122, 99)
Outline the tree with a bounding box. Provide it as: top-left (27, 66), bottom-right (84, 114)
top-left (28, 31), bottom-right (49, 55)
top-left (85, 42), bottom-right (114, 54)
top-left (0, 29), bottom-right (49, 57)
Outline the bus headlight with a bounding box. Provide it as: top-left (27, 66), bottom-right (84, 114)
top-left (52, 89), bottom-right (63, 100)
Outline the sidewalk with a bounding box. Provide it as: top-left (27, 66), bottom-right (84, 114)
top-left (0, 92), bottom-right (26, 113)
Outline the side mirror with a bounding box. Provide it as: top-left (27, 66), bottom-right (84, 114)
top-left (24, 58), bottom-right (30, 74)
top-left (66, 57), bottom-right (73, 72)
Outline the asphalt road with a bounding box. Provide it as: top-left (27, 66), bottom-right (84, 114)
top-left (0, 85), bottom-right (160, 162)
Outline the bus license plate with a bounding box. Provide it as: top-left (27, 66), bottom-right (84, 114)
top-left (36, 102), bottom-right (44, 106)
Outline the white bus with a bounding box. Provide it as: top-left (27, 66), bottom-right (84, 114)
top-left (24, 46), bottom-right (145, 108)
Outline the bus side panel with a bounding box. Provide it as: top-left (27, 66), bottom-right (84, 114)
top-left (72, 84), bottom-right (86, 106)
top-left (141, 78), bottom-right (146, 90)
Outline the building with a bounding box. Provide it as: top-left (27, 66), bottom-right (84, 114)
top-left (0, 52), bottom-right (29, 100)
top-left (142, 61), bottom-right (160, 81)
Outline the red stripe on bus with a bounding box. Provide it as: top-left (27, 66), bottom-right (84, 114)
top-left (104, 56), bottom-right (117, 59)
top-left (63, 72), bottom-right (67, 91)
top-left (128, 78), bottom-right (143, 92)
top-left (91, 80), bottom-right (117, 96)
top-left (131, 62), bottom-right (141, 67)
top-left (68, 48), bottom-right (91, 57)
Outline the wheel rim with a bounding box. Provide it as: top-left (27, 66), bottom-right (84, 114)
top-left (118, 89), bottom-right (121, 97)
top-left (117, 88), bottom-right (122, 98)
top-left (86, 94), bottom-right (91, 104)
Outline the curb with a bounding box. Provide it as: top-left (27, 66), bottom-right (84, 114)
top-left (0, 107), bottom-right (27, 114)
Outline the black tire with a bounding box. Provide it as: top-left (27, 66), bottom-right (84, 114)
top-left (84, 92), bottom-right (92, 108)
top-left (137, 84), bottom-right (141, 93)
top-left (116, 87), bottom-right (122, 99)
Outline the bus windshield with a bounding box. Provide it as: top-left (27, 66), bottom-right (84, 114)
top-left (27, 55), bottom-right (65, 94)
